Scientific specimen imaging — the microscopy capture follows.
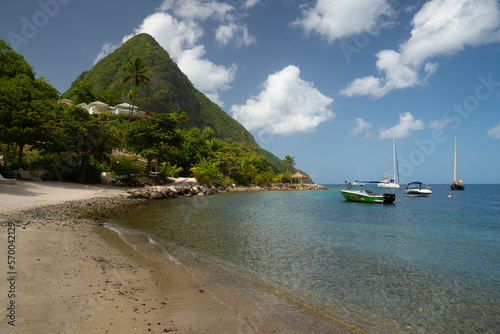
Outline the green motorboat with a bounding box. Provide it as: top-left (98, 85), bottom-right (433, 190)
top-left (341, 181), bottom-right (395, 204)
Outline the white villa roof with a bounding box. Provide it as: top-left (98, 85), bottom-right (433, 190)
top-left (115, 103), bottom-right (138, 109)
top-left (89, 101), bottom-right (109, 107)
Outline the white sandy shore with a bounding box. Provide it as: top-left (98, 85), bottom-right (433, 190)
top-left (0, 178), bottom-right (197, 214)
top-left (0, 181), bottom-right (126, 214)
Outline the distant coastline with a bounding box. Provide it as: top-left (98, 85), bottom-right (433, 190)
top-left (126, 181), bottom-right (328, 199)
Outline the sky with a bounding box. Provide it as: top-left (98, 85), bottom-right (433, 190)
top-left (1, 0), bottom-right (500, 184)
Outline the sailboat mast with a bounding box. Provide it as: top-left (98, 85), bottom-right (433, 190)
top-left (393, 138), bottom-right (396, 182)
top-left (384, 151), bottom-right (389, 180)
top-left (454, 133), bottom-right (458, 183)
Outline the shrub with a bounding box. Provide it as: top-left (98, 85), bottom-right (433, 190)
top-left (189, 158), bottom-right (223, 185)
top-left (47, 158), bottom-right (105, 184)
top-left (162, 162), bottom-right (183, 177)
top-left (109, 156), bottom-right (145, 178)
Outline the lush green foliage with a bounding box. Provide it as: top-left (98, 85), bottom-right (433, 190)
top-left (162, 162), bottom-right (183, 178)
top-left (62, 34), bottom-right (196, 119)
top-left (60, 33), bottom-right (286, 167)
top-left (53, 106), bottom-right (119, 183)
top-left (189, 158), bottom-right (224, 185)
top-left (126, 113), bottom-right (182, 174)
top-left (120, 56), bottom-right (152, 149)
top-left (0, 41), bottom-right (61, 176)
top-left (67, 82), bottom-right (121, 106)
top-left (108, 156), bottom-right (145, 179)
top-left (0, 38), bottom-right (311, 185)
top-left (0, 40), bottom-right (34, 80)
top-left (284, 154), bottom-right (296, 173)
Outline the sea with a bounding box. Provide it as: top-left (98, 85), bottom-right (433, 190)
top-left (106, 184), bottom-right (500, 333)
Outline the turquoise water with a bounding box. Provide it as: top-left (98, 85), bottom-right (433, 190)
top-left (108, 184), bottom-right (500, 333)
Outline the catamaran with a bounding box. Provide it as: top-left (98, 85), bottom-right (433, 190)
top-left (378, 138), bottom-right (400, 189)
top-left (450, 133), bottom-right (465, 190)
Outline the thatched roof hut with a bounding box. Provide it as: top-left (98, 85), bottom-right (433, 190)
top-left (291, 172), bottom-right (308, 184)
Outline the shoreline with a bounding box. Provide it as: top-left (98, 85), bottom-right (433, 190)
top-left (0, 195), bottom-right (257, 333)
top-left (105, 218), bottom-right (370, 334)
top-left (0, 181), bottom-right (364, 333)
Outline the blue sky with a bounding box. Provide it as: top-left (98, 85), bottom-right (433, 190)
top-left (1, 0), bottom-right (500, 184)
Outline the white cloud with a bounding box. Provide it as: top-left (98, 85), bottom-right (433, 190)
top-left (122, 11), bottom-right (203, 59)
top-left (341, 0), bottom-right (500, 98)
top-left (168, 0), bottom-right (234, 21)
top-left (244, 0), bottom-right (259, 9)
top-left (93, 42), bottom-right (120, 65)
top-left (177, 46), bottom-right (237, 106)
top-left (294, 0), bottom-right (395, 42)
top-left (215, 23), bottom-right (256, 47)
top-left (341, 49), bottom-right (420, 98)
top-left (378, 112), bottom-right (425, 139)
top-left (350, 118), bottom-right (373, 136)
top-left (428, 118), bottom-right (450, 129)
top-left (231, 65), bottom-right (334, 136)
top-left (401, 0), bottom-right (500, 67)
top-left (340, 76), bottom-right (386, 99)
top-left (487, 122), bottom-right (500, 139)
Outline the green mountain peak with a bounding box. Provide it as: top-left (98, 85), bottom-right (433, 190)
top-left (63, 33), bottom-right (290, 175)
top-left (63, 33), bottom-right (253, 145)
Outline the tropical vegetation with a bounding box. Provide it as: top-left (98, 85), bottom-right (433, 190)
top-left (120, 57), bottom-right (151, 149)
top-left (0, 38), bottom-right (310, 186)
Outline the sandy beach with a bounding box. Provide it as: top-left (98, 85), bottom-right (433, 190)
top-left (0, 180), bottom-right (256, 333)
top-left (0, 181), bottom-right (362, 333)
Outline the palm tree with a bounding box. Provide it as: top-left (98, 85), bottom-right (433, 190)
top-left (284, 154), bottom-right (296, 174)
top-left (120, 57), bottom-right (151, 149)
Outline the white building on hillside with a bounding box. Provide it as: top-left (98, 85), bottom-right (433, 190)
top-left (68, 100), bottom-right (146, 116)
top-left (88, 101), bottom-right (109, 114)
top-left (81, 101), bottom-right (145, 116)
top-left (114, 103), bottom-right (145, 116)
top-left (76, 103), bottom-right (89, 111)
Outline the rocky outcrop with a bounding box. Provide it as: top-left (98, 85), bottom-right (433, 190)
top-left (227, 183), bottom-right (328, 192)
top-left (127, 184), bottom-right (218, 199)
top-left (126, 183), bottom-right (328, 200)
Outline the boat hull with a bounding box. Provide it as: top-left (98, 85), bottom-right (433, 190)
top-left (377, 183), bottom-right (400, 189)
top-left (450, 183), bottom-right (465, 190)
top-left (404, 189), bottom-right (432, 197)
top-left (341, 190), bottom-right (380, 203)
top-left (340, 190), bottom-right (395, 204)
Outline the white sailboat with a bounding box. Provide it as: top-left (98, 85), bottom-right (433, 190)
top-left (450, 133), bottom-right (465, 190)
top-left (378, 138), bottom-right (400, 189)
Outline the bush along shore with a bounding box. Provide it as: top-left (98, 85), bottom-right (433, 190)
top-left (127, 183), bottom-right (328, 200)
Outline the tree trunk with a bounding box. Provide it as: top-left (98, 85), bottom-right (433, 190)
top-left (159, 162), bottom-right (168, 176)
top-left (80, 156), bottom-right (88, 184)
top-left (16, 144), bottom-right (24, 179)
top-left (145, 157), bottom-right (151, 176)
top-left (120, 87), bottom-right (137, 150)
